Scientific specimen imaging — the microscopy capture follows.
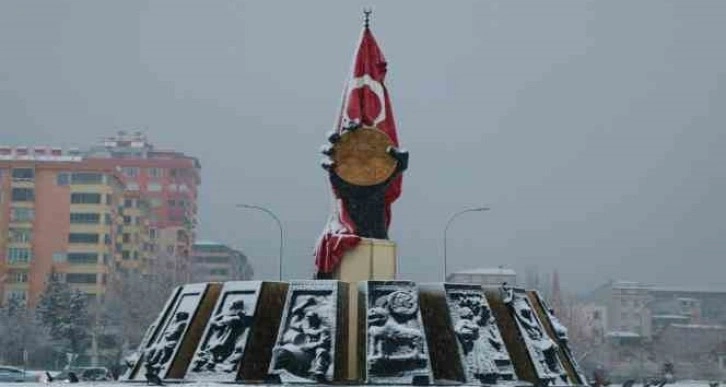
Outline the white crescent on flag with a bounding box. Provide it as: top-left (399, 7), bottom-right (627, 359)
top-left (343, 74), bottom-right (387, 126)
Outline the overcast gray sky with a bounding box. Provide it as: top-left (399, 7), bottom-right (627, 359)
top-left (2, 1), bottom-right (725, 293)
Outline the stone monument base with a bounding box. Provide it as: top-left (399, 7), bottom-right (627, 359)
top-left (333, 238), bottom-right (396, 381)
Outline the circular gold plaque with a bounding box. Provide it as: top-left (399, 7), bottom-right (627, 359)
top-left (333, 127), bottom-right (397, 186)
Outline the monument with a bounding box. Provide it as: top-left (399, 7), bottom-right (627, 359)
top-left (121, 13), bottom-right (588, 387)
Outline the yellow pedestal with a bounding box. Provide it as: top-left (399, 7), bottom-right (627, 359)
top-left (333, 238), bottom-right (396, 381)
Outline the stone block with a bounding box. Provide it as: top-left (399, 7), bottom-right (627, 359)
top-left (418, 283), bottom-right (465, 384)
top-left (267, 280), bottom-right (348, 383)
top-left (443, 283), bottom-right (516, 384)
top-left (121, 285), bottom-right (182, 381)
top-left (527, 291), bottom-right (587, 385)
top-left (185, 281), bottom-right (288, 382)
top-left (486, 286), bottom-right (571, 386)
top-left (128, 282), bottom-right (222, 381)
top-left (359, 280), bottom-right (433, 385)
top-left (333, 238), bottom-right (397, 381)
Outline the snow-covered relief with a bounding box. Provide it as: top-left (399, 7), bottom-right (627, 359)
top-left (444, 284), bottom-right (516, 384)
top-left (505, 287), bottom-right (570, 385)
top-left (121, 285), bottom-right (182, 380)
top-left (532, 291), bottom-right (588, 385)
top-left (133, 283), bottom-right (208, 380)
top-left (268, 281), bottom-right (340, 383)
top-left (362, 281), bottom-right (433, 384)
top-left (187, 282), bottom-right (262, 381)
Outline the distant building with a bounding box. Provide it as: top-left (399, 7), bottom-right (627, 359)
top-left (446, 267), bottom-right (516, 287)
top-left (588, 280), bottom-right (726, 340)
top-left (0, 146), bottom-right (134, 306)
top-left (191, 241), bottom-right (253, 283)
top-left (85, 131), bottom-right (201, 283)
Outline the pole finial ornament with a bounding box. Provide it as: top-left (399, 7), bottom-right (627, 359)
top-left (363, 8), bottom-right (372, 29)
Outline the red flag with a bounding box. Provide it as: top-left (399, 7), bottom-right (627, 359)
top-left (314, 26), bottom-right (402, 274)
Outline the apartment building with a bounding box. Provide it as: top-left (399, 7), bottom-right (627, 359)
top-left (85, 131), bottom-right (201, 282)
top-left (191, 241), bottom-right (253, 283)
top-left (116, 191), bottom-right (153, 275)
top-left (0, 146), bottom-right (126, 306)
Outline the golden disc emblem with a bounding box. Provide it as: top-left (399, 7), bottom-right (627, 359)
top-left (333, 127), bottom-right (397, 186)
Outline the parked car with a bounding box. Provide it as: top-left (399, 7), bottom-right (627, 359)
top-left (0, 365), bottom-right (41, 382)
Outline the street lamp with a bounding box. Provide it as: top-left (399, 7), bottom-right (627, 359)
top-left (236, 204), bottom-right (283, 281)
top-left (443, 207), bottom-right (490, 281)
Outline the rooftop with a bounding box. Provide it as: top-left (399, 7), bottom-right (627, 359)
top-left (450, 267), bottom-right (517, 276)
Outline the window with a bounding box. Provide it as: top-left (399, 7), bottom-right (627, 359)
top-left (133, 251), bottom-right (139, 260)
top-left (7, 248), bottom-right (32, 263)
top-left (106, 194), bottom-right (112, 205)
top-left (147, 168), bottom-right (163, 178)
top-left (121, 167), bottom-right (139, 177)
top-left (71, 193), bottom-right (101, 204)
top-left (104, 234), bottom-right (112, 245)
top-left (124, 198), bottom-right (133, 207)
top-left (105, 213), bottom-right (112, 225)
top-left (70, 213), bottom-right (101, 224)
top-left (102, 253), bottom-right (110, 264)
top-left (122, 251), bottom-right (130, 260)
top-left (11, 188), bottom-right (34, 202)
top-left (122, 233), bottom-right (131, 243)
top-left (9, 228), bottom-right (32, 243)
top-left (147, 182), bottom-right (162, 192)
top-left (11, 168), bottom-right (34, 180)
top-left (57, 172), bottom-right (70, 186)
top-left (10, 207), bottom-right (34, 222)
top-left (179, 184), bottom-right (189, 192)
top-left (71, 172), bottom-right (103, 184)
top-left (10, 271), bottom-right (28, 283)
top-left (66, 273), bottom-right (97, 284)
top-left (52, 252), bottom-right (67, 262)
top-left (149, 229), bottom-right (157, 239)
top-left (67, 252), bottom-right (97, 264)
top-left (68, 233), bottom-right (100, 244)
top-left (123, 216), bottom-right (131, 225)
top-left (126, 182), bottom-right (139, 191)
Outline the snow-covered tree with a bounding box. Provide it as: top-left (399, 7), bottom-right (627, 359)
top-left (0, 296), bottom-right (48, 366)
top-left (36, 273), bottom-right (91, 365)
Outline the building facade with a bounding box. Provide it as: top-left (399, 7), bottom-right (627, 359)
top-left (85, 131), bottom-right (201, 283)
top-left (0, 147), bottom-right (129, 306)
top-left (191, 241), bottom-right (253, 283)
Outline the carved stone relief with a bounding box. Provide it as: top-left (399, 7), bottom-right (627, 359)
top-left (121, 286), bottom-right (182, 381)
top-left (136, 283), bottom-right (208, 380)
top-left (187, 281), bottom-right (261, 381)
top-left (268, 281), bottom-right (343, 383)
top-left (503, 286), bottom-right (570, 385)
top-left (444, 284), bottom-right (516, 384)
top-left (361, 281), bottom-right (433, 384)
top-left (531, 291), bottom-right (588, 385)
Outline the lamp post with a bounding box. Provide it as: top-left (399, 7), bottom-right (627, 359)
top-left (443, 207), bottom-right (490, 281)
top-left (236, 204), bottom-right (283, 281)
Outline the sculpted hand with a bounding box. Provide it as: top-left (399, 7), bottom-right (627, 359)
top-left (387, 146), bottom-right (409, 173)
top-left (319, 120), bottom-right (362, 172)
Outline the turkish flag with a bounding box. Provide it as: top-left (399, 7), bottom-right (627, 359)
top-left (314, 26), bottom-right (402, 274)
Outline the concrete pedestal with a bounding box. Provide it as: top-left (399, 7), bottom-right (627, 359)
top-left (333, 238), bottom-right (396, 381)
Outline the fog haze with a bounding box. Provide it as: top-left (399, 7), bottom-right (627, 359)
top-left (1, 1), bottom-right (725, 292)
